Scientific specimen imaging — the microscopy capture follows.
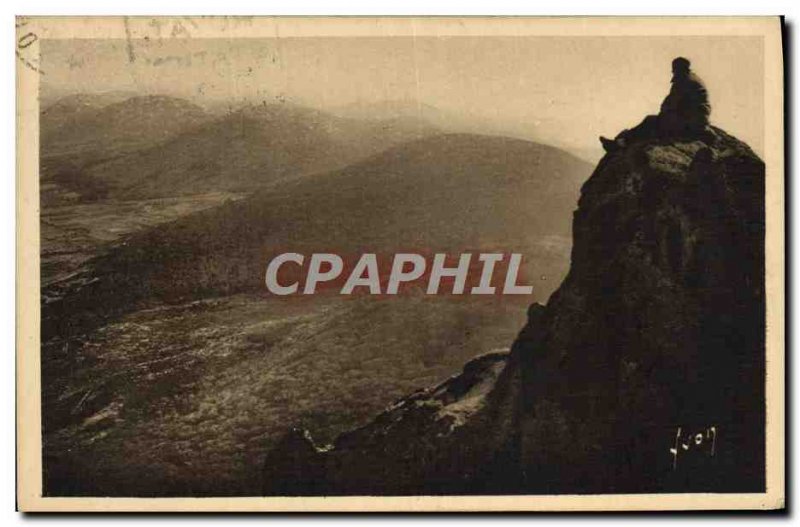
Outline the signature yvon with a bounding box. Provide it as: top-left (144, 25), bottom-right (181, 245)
top-left (669, 426), bottom-right (717, 470)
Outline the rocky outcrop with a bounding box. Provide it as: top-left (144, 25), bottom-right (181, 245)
top-left (262, 126), bottom-right (765, 495)
top-left (263, 351), bottom-right (522, 495)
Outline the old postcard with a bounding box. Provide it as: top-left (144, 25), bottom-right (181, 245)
top-left (16, 16), bottom-right (784, 512)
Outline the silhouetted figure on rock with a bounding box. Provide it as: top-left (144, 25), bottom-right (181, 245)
top-left (600, 57), bottom-right (712, 152)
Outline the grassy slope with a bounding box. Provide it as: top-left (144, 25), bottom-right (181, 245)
top-left (43, 294), bottom-right (526, 496)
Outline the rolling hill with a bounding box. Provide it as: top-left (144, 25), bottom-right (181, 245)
top-left (81, 102), bottom-right (438, 199)
top-left (40, 91), bottom-right (137, 140)
top-left (45, 132), bottom-right (592, 334)
top-left (42, 94), bottom-right (210, 158)
top-left (43, 132), bottom-right (593, 495)
top-left (40, 95), bottom-right (212, 204)
top-left (40, 95), bottom-right (438, 204)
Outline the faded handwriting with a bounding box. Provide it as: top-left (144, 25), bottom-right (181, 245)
top-left (15, 18), bottom-right (44, 74)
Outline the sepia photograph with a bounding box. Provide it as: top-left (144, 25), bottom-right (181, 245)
top-left (15, 16), bottom-right (785, 512)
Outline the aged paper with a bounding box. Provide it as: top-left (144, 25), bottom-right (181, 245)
top-left (17, 16), bottom-right (784, 511)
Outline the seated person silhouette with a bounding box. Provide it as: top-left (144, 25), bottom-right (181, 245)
top-left (600, 57), bottom-right (712, 152)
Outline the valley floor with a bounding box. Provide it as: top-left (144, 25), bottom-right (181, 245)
top-left (42, 292), bottom-right (527, 496)
top-left (40, 192), bottom-right (243, 286)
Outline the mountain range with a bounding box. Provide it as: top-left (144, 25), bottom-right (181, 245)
top-left (43, 132), bottom-right (591, 333)
top-left (41, 92), bottom-right (594, 496)
top-left (41, 95), bottom-right (442, 203)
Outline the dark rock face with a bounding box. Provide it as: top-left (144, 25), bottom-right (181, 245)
top-left (513, 127), bottom-right (765, 493)
top-left (262, 127), bottom-right (765, 495)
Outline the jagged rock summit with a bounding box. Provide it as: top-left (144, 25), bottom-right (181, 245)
top-left (262, 126), bottom-right (765, 495)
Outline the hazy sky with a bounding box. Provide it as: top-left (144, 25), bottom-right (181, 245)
top-left (42, 36), bottom-right (764, 159)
